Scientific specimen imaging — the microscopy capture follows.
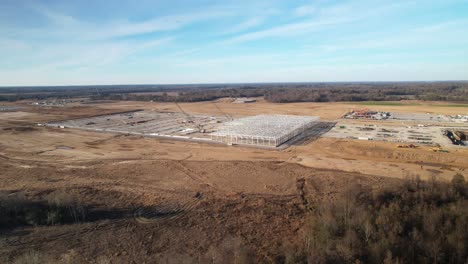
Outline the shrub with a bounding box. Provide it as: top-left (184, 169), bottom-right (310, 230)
top-left (46, 191), bottom-right (87, 223)
top-left (301, 178), bottom-right (468, 263)
top-left (452, 173), bottom-right (466, 195)
top-left (12, 250), bottom-right (48, 264)
top-left (0, 191), bottom-right (87, 227)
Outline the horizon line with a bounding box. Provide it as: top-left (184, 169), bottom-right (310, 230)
top-left (1, 80), bottom-right (468, 88)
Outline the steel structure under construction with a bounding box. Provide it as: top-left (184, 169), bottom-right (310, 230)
top-left (210, 115), bottom-right (319, 147)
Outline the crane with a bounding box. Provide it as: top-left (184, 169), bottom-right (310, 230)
top-left (212, 101), bottom-right (233, 121)
top-left (174, 102), bottom-right (205, 133)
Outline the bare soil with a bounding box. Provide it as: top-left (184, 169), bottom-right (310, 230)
top-left (1, 100), bottom-right (466, 263)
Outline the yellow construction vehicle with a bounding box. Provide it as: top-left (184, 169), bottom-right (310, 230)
top-left (431, 147), bottom-right (449, 153)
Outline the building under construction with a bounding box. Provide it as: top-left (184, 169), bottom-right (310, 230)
top-left (47, 111), bottom-right (321, 148)
top-left (210, 115), bottom-right (319, 147)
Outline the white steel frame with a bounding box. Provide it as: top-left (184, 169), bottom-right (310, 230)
top-left (210, 115), bottom-right (319, 147)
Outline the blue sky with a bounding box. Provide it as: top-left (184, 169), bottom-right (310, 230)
top-left (1, 0), bottom-right (468, 85)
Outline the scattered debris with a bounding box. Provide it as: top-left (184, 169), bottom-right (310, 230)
top-left (344, 108), bottom-right (390, 120)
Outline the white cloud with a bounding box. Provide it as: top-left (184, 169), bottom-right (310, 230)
top-left (19, 6), bottom-right (231, 41)
top-left (414, 19), bottom-right (468, 33)
top-left (222, 1), bottom-right (417, 44)
top-left (294, 5), bottom-right (317, 17)
top-left (36, 6), bottom-right (81, 27)
top-left (223, 16), bottom-right (354, 44)
top-left (0, 5), bottom-right (187, 74)
top-left (1, 0), bottom-right (467, 85)
top-left (97, 13), bottom-right (221, 39)
top-left (1, 36), bottom-right (173, 73)
top-left (310, 18), bottom-right (468, 55)
top-left (222, 17), bottom-right (264, 35)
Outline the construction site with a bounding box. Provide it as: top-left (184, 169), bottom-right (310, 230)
top-left (43, 103), bottom-right (467, 149)
top-left (47, 110), bottom-right (322, 148)
top-left (343, 108), bottom-right (463, 123)
top-left (0, 106), bottom-right (22, 112)
top-left (1, 98), bottom-right (467, 263)
top-left (210, 115), bottom-right (319, 147)
top-left (335, 107), bottom-right (468, 148)
top-left (47, 110), bottom-right (227, 143)
top-left (343, 109), bottom-right (391, 120)
top-left (324, 123), bottom-right (463, 147)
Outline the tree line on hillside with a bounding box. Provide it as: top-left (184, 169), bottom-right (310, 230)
top-left (1, 82), bottom-right (467, 102)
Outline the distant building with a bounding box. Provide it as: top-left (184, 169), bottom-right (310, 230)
top-left (233, 98), bottom-right (256, 103)
top-left (0, 106), bottom-right (22, 112)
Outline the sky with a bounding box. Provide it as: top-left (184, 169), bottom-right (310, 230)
top-left (1, 0), bottom-right (468, 86)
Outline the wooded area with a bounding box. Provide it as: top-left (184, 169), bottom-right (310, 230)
top-left (1, 82), bottom-right (467, 102)
top-left (290, 174), bottom-right (468, 263)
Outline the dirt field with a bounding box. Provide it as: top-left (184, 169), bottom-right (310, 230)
top-left (1, 100), bottom-right (467, 263)
top-left (74, 98), bottom-right (468, 119)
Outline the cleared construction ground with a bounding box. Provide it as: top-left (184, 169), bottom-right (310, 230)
top-left (47, 111), bottom-right (323, 148)
top-left (334, 108), bottom-right (468, 147)
top-left (0, 106), bottom-right (23, 112)
top-left (46, 108), bottom-right (466, 148)
top-left (47, 110), bottom-right (227, 143)
top-left (324, 124), bottom-right (458, 146)
top-left (344, 109), bottom-right (467, 124)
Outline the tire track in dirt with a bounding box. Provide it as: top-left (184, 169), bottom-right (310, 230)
top-left (170, 161), bottom-right (225, 193)
top-left (133, 193), bottom-right (202, 225)
top-left (5, 220), bottom-right (129, 247)
top-left (296, 177), bottom-right (321, 213)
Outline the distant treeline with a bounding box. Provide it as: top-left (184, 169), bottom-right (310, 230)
top-left (265, 83), bottom-right (468, 103)
top-left (1, 82), bottom-right (467, 102)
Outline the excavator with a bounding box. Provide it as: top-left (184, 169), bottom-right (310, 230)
top-left (397, 143), bottom-right (449, 153)
top-left (397, 144), bottom-right (418, 148)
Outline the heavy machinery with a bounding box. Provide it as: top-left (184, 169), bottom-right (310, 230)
top-left (445, 130), bottom-right (466, 146)
top-left (455, 131), bottom-right (467, 141)
top-left (212, 101), bottom-right (233, 121)
top-left (397, 144), bottom-right (418, 148)
top-left (174, 102), bottom-right (206, 133)
top-left (431, 147), bottom-right (449, 153)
